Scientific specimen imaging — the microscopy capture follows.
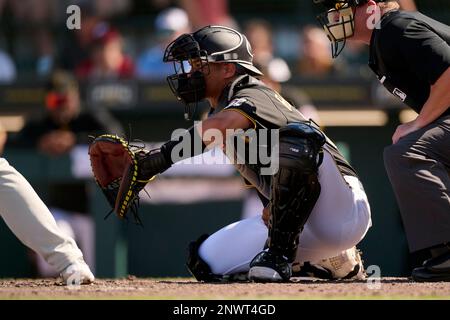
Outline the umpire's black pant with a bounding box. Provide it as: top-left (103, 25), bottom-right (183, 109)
top-left (384, 115), bottom-right (450, 253)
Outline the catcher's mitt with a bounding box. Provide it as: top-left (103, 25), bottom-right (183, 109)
top-left (88, 134), bottom-right (155, 224)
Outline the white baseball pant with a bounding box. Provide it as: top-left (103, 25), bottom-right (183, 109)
top-left (0, 158), bottom-right (84, 273)
top-left (199, 151), bottom-right (372, 275)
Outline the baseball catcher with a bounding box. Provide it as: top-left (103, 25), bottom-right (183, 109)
top-left (89, 25), bottom-right (372, 282)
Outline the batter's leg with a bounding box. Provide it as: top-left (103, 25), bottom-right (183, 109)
top-left (0, 158), bottom-right (94, 283)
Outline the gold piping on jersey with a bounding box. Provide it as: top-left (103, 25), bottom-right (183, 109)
top-left (220, 107), bottom-right (258, 130)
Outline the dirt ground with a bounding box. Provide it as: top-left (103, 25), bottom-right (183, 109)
top-left (0, 277), bottom-right (449, 299)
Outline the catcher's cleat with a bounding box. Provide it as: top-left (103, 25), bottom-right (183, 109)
top-left (248, 251), bottom-right (292, 282)
top-left (411, 250), bottom-right (450, 282)
top-left (318, 246), bottom-right (366, 280)
top-left (60, 258), bottom-right (95, 285)
top-left (291, 261), bottom-right (333, 279)
top-left (293, 246), bottom-right (366, 280)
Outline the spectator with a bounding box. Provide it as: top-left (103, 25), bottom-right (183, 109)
top-left (244, 19), bottom-right (274, 66)
top-left (3, 0), bottom-right (57, 77)
top-left (137, 7), bottom-right (190, 81)
top-left (58, 4), bottom-right (100, 72)
top-left (75, 22), bottom-right (135, 79)
top-left (297, 25), bottom-right (345, 77)
top-left (94, 0), bottom-right (132, 19)
top-left (13, 70), bottom-right (124, 277)
top-left (243, 21), bottom-right (321, 123)
top-left (180, 0), bottom-right (237, 29)
top-left (0, 48), bottom-right (16, 83)
top-left (15, 70), bottom-right (123, 153)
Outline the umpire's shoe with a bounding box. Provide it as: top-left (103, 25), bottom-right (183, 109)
top-left (248, 251), bottom-right (292, 282)
top-left (412, 250), bottom-right (450, 282)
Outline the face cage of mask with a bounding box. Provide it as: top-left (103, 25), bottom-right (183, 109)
top-left (165, 49), bottom-right (211, 121)
top-left (316, 6), bottom-right (356, 58)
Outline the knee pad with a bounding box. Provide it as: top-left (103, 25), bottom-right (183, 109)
top-left (268, 122), bottom-right (325, 261)
top-left (277, 122), bottom-right (325, 172)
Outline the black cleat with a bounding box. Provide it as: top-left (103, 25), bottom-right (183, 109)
top-left (412, 251), bottom-right (450, 282)
top-left (248, 251), bottom-right (292, 282)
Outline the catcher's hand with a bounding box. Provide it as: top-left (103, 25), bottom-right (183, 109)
top-left (88, 134), bottom-right (170, 224)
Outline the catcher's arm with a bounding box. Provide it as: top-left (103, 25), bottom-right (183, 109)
top-left (88, 126), bottom-right (208, 222)
top-left (143, 108), bottom-right (251, 169)
top-left (89, 111), bottom-right (252, 222)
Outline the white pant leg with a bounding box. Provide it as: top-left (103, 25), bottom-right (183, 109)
top-left (199, 179), bottom-right (371, 276)
top-left (199, 152), bottom-right (372, 276)
top-left (295, 180), bottom-right (371, 264)
top-left (34, 208), bottom-right (96, 277)
top-left (68, 212), bottom-right (96, 273)
top-left (0, 158), bottom-right (84, 272)
top-left (241, 189), bottom-right (265, 219)
top-left (294, 152), bottom-right (372, 264)
top-left (199, 216), bottom-right (268, 275)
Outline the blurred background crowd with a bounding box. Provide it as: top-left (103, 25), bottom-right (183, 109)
top-left (0, 0), bottom-right (436, 83)
top-left (0, 0), bottom-right (448, 279)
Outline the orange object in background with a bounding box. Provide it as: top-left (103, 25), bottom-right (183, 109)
top-left (45, 92), bottom-right (67, 110)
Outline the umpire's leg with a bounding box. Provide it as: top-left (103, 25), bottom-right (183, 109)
top-left (383, 115), bottom-right (450, 253)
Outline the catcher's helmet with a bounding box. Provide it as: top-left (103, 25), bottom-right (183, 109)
top-left (163, 25), bottom-right (262, 118)
top-left (192, 26), bottom-right (263, 76)
top-left (313, 0), bottom-right (386, 58)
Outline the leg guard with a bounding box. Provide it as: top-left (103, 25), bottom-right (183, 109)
top-left (268, 122), bottom-right (325, 262)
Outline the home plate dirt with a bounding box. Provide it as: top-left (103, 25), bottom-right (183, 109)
top-left (0, 277), bottom-right (449, 299)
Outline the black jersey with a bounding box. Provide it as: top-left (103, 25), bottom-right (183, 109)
top-left (369, 10), bottom-right (450, 117)
top-left (212, 75), bottom-right (358, 181)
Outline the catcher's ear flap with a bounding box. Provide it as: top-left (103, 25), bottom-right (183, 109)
top-left (114, 161), bottom-right (138, 218)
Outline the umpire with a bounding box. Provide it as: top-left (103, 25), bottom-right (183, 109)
top-left (314, 0), bottom-right (450, 281)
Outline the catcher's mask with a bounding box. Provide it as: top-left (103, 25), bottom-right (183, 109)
top-left (163, 25), bottom-right (263, 120)
top-left (313, 0), bottom-right (385, 58)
